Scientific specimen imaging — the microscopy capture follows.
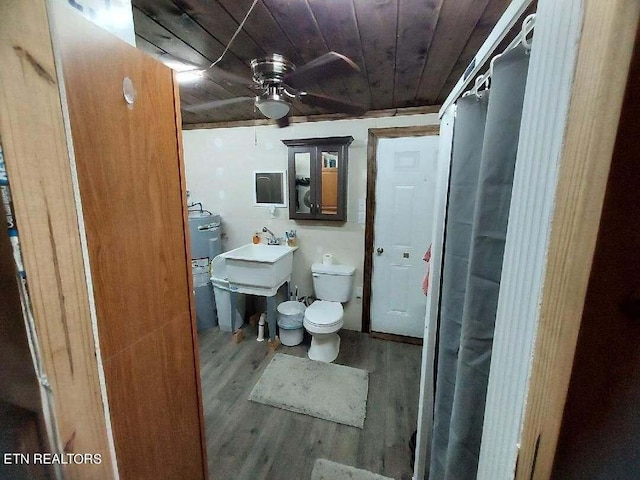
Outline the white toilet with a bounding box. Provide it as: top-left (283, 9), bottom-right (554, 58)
top-left (304, 263), bottom-right (355, 362)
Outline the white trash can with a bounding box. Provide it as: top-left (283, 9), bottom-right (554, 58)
top-left (211, 281), bottom-right (245, 332)
top-left (211, 255), bottom-right (245, 332)
top-left (277, 301), bottom-right (306, 346)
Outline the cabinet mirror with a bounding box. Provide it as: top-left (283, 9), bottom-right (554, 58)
top-left (294, 152), bottom-right (312, 214)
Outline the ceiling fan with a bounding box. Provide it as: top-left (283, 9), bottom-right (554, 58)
top-left (182, 52), bottom-right (368, 127)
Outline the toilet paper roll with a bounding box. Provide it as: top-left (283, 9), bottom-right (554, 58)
top-left (322, 254), bottom-right (333, 265)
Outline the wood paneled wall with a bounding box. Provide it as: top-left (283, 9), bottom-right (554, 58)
top-left (0, 2), bottom-right (114, 477)
top-left (552, 29), bottom-right (640, 479)
top-left (1, 1), bottom-right (206, 478)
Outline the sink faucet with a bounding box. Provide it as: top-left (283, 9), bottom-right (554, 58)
top-left (262, 226), bottom-right (278, 245)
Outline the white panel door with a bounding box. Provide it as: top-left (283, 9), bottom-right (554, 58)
top-left (371, 136), bottom-right (439, 338)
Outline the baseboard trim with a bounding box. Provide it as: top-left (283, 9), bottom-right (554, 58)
top-left (371, 332), bottom-right (423, 346)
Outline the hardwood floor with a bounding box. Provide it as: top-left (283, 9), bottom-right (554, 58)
top-left (198, 326), bottom-right (423, 480)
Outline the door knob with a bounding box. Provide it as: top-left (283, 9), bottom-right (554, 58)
top-left (376, 247), bottom-right (384, 255)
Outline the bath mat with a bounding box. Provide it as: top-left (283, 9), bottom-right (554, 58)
top-left (311, 459), bottom-right (394, 480)
top-left (248, 353), bottom-right (369, 428)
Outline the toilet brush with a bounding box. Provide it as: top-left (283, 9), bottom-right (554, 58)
top-left (257, 313), bottom-right (266, 342)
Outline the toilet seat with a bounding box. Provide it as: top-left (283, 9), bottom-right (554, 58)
top-left (304, 301), bottom-right (343, 333)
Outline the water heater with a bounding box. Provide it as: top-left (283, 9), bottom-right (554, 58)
top-left (188, 212), bottom-right (221, 260)
top-left (188, 212), bottom-right (221, 331)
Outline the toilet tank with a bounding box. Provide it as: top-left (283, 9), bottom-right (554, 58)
top-left (311, 263), bottom-right (355, 302)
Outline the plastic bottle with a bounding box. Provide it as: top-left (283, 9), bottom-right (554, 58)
top-left (257, 313), bottom-right (266, 342)
top-left (287, 230), bottom-right (296, 247)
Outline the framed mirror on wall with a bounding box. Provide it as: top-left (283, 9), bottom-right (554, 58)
top-left (253, 171), bottom-right (287, 207)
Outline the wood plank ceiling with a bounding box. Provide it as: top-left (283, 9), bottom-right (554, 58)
top-left (132, 0), bottom-right (512, 126)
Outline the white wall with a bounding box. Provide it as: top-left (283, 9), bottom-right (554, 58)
top-left (55, 0), bottom-right (136, 46)
top-left (183, 113), bottom-right (439, 331)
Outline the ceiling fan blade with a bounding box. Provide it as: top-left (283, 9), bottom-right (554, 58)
top-left (276, 116), bottom-right (290, 128)
top-left (283, 52), bottom-right (360, 88)
top-left (207, 66), bottom-right (258, 88)
top-left (154, 53), bottom-right (257, 88)
top-left (184, 96), bottom-right (254, 113)
top-left (157, 52), bottom-right (206, 71)
top-left (298, 92), bottom-right (367, 116)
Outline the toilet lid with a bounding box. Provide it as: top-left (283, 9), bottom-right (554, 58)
top-left (304, 301), bottom-right (343, 326)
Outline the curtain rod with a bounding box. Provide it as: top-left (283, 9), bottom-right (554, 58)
top-left (439, 0), bottom-right (536, 117)
top-left (462, 14), bottom-right (536, 100)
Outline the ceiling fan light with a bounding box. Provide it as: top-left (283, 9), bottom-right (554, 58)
top-left (256, 97), bottom-right (290, 119)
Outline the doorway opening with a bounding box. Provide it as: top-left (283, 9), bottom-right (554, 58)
top-left (363, 125), bottom-right (440, 344)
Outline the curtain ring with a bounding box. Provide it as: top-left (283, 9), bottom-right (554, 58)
top-left (482, 75), bottom-right (490, 92)
top-left (489, 52), bottom-right (503, 78)
top-left (473, 74), bottom-right (485, 99)
top-left (521, 14), bottom-right (536, 51)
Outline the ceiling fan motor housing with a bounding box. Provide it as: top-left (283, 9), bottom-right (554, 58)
top-left (250, 53), bottom-right (296, 86)
top-left (251, 54), bottom-right (297, 119)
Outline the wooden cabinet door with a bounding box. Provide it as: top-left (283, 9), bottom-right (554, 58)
top-left (51, 4), bottom-right (205, 479)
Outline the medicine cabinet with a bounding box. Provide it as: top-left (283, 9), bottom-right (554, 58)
top-left (283, 136), bottom-right (353, 221)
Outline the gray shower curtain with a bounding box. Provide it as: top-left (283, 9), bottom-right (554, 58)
top-left (428, 45), bottom-right (530, 480)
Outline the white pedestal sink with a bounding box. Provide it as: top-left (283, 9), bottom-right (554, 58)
top-left (220, 244), bottom-right (297, 294)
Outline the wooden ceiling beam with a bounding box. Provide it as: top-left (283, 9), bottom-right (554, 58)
top-left (182, 104), bottom-right (441, 130)
top-left (135, 27), bottom-right (306, 122)
top-left (135, 33), bottom-right (243, 104)
top-left (135, 30), bottom-right (246, 108)
top-left (352, 0), bottom-right (399, 110)
top-left (132, 2), bottom-right (247, 73)
top-left (435, 0), bottom-right (520, 104)
top-left (180, 80), bottom-right (257, 121)
top-left (414, 0), bottom-right (490, 104)
top-left (307, 0), bottom-right (373, 111)
top-left (393, 0), bottom-right (444, 107)
top-left (262, 0), bottom-right (349, 105)
top-left (135, 34), bottom-right (166, 57)
top-left (216, 0), bottom-right (306, 65)
top-left (132, 6), bottom-right (260, 118)
top-left (164, 0), bottom-right (266, 60)
top-left (301, 0), bottom-right (354, 104)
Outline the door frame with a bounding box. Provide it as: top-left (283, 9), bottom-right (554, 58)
top-left (509, 2), bottom-right (639, 478)
top-left (362, 125), bottom-right (440, 336)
